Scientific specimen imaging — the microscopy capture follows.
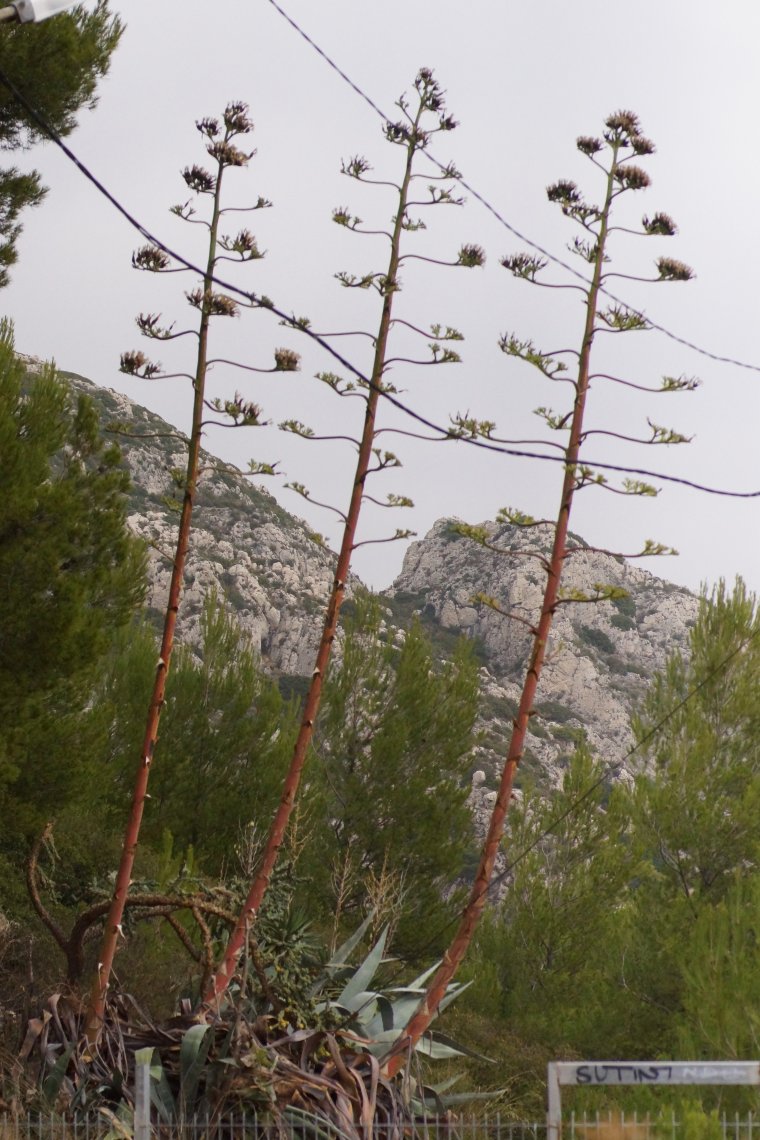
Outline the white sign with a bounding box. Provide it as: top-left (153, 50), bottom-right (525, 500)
top-left (554, 1061), bottom-right (760, 1087)
top-left (547, 1061), bottom-right (760, 1140)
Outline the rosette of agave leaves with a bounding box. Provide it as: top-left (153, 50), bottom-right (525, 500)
top-left (24, 915), bottom-right (496, 1137)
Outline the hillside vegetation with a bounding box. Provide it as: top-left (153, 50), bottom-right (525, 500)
top-left (3, 365), bottom-right (758, 1118)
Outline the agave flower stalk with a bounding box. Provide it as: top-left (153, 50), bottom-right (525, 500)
top-left (203, 69), bottom-right (484, 1007)
top-left (387, 110), bottom-right (694, 1074)
top-left (85, 103), bottom-right (277, 1042)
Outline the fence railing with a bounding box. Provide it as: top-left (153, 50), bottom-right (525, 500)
top-left (565, 1113), bottom-right (758, 1140)
top-left (0, 1114), bottom-right (756, 1140)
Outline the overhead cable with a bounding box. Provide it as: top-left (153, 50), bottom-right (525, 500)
top-left (0, 66), bottom-right (758, 500)
top-left (265, 0), bottom-right (760, 377)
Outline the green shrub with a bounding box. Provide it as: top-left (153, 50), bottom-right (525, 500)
top-left (612, 593), bottom-right (636, 619)
top-left (579, 624), bottom-right (615, 654)
top-left (610, 613), bottom-right (635, 631)
top-left (552, 723), bottom-right (584, 744)
top-left (481, 693), bottom-right (519, 721)
top-left (534, 699), bottom-right (577, 724)
top-left (278, 674), bottom-right (310, 705)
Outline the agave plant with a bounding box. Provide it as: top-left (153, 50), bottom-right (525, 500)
top-left (23, 913), bottom-right (493, 1132)
top-left (311, 917), bottom-right (493, 1113)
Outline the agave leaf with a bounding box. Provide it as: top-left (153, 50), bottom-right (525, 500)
top-left (401, 960), bottom-right (441, 990)
top-left (413, 1037), bottom-right (465, 1061)
top-left (98, 1105), bottom-right (135, 1140)
top-left (47, 993), bottom-right (79, 1057)
top-left (336, 926), bottom-right (388, 1007)
top-left (306, 912), bottom-right (374, 1007)
top-left (338, 989), bottom-right (380, 1020)
top-left (19, 1016), bottom-right (47, 1062)
top-left (384, 985), bottom-right (424, 999)
top-left (438, 978), bottom-right (472, 1015)
top-left (419, 1030), bottom-right (493, 1063)
top-left (423, 1074), bottom-right (462, 1094)
top-left (312, 965), bottom-right (357, 995)
top-left (362, 993), bottom-right (395, 1037)
top-left (375, 979), bottom-right (467, 1037)
top-left (412, 1084), bottom-right (501, 1112)
top-left (367, 1029), bottom-right (480, 1062)
top-left (411, 1084), bottom-right (447, 1115)
top-left (359, 1028), bottom-right (403, 1044)
top-left (314, 999), bottom-right (344, 1016)
top-left (438, 1089), bottom-right (507, 1105)
top-left (358, 1028), bottom-right (403, 1059)
top-left (333, 1089), bottom-right (357, 1134)
top-left (179, 1023), bottom-right (212, 1117)
top-left (47, 994), bottom-right (69, 1044)
top-left (110, 1069), bottom-right (125, 1096)
top-left (345, 1063), bottom-right (374, 1132)
top-left (326, 911), bottom-right (376, 971)
top-left (359, 1050), bottom-right (380, 1119)
top-left (266, 1027), bottom-right (324, 1049)
top-left (202, 1019), bottom-right (236, 1100)
top-left (41, 1044), bottom-right (74, 1105)
top-left (141, 1048), bottom-right (175, 1123)
top-left (364, 993), bottom-right (420, 1037)
top-left (282, 1105), bottom-right (354, 1140)
top-left (386, 976), bottom-right (467, 1005)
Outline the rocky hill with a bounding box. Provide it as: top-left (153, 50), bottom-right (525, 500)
top-left (388, 519), bottom-right (698, 812)
top-left (60, 368), bottom-right (699, 802)
top-left (59, 370), bottom-right (341, 680)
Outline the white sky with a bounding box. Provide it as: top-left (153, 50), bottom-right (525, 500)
top-left (5, 0), bottom-right (760, 595)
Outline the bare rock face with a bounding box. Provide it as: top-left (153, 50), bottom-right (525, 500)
top-left (68, 372), bottom-right (699, 799)
top-left (64, 373), bottom-right (340, 676)
top-left (387, 518), bottom-right (699, 791)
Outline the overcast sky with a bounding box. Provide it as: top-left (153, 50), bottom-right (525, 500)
top-left (5, 0), bottom-right (760, 596)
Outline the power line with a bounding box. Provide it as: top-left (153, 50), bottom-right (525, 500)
top-left (2, 53), bottom-right (756, 1033)
top-left (0, 65), bottom-right (757, 502)
top-left (0, 36), bottom-right (750, 790)
top-left (28, 18), bottom-right (756, 1031)
top-left (265, 0), bottom-right (760, 378)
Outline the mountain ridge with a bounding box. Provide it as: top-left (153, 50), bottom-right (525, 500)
top-left (53, 365), bottom-right (699, 803)
top-left (387, 518), bottom-right (697, 797)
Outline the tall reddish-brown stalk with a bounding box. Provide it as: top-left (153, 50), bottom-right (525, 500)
top-left (85, 104), bottom-right (271, 1042)
top-left (387, 110), bottom-right (694, 1074)
top-left (203, 69), bottom-right (484, 1007)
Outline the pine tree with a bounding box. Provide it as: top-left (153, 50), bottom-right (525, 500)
top-left (97, 597), bottom-right (299, 874)
top-left (0, 322), bottom-right (145, 844)
top-left (314, 596), bottom-right (479, 957)
top-left (620, 578), bottom-right (760, 1054)
top-left (675, 872), bottom-right (760, 1066)
top-left (465, 582), bottom-right (760, 1076)
top-left (474, 746), bottom-right (637, 1058)
top-left (0, 0), bottom-right (122, 284)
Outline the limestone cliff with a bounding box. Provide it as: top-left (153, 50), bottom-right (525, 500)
top-left (388, 518), bottom-right (698, 800)
top-left (62, 371), bottom-right (341, 677)
top-left (64, 370), bottom-right (698, 801)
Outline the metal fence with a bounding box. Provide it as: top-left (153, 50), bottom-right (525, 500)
top-left (564, 1113), bottom-right (758, 1140)
top-left (0, 1119), bottom-right (542, 1140)
top-left (0, 1115), bottom-right (756, 1140)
